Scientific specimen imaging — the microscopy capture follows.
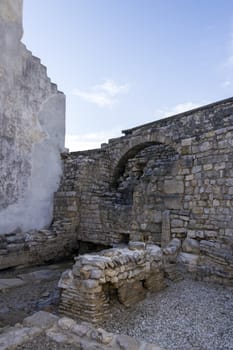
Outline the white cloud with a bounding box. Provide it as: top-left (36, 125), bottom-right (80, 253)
top-left (65, 129), bottom-right (121, 151)
top-left (221, 80), bottom-right (231, 88)
top-left (72, 79), bottom-right (130, 108)
top-left (156, 102), bottom-right (203, 119)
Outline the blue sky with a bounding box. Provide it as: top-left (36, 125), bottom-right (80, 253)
top-left (23, 0), bottom-right (233, 150)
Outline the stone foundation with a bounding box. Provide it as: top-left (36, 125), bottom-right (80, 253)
top-left (0, 311), bottom-right (163, 350)
top-left (58, 243), bottom-right (166, 323)
top-left (0, 228), bottom-right (78, 270)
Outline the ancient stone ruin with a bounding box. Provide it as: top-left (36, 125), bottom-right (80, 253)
top-left (53, 97), bottom-right (233, 289)
top-left (1, 0), bottom-right (233, 349)
top-left (59, 243), bottom-right (167, 323)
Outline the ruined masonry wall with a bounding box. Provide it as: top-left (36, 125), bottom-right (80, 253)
top-left (59, 243), bottom-right (166, 323)
top-left (0, 0), bottom-right (65, 234)
top-left (54, 98), bottom-right (233, 285)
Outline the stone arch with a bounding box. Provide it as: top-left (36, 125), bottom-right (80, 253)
top-left (110, 131), bottom-right (176, 187)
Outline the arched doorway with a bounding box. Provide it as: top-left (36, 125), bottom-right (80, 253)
top-left (108, 142), bottom-right (182, 245)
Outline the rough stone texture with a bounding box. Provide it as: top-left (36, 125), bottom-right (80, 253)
top-left (53, 97), bottom-right (233, 286)
top-left (58, 244), bottom-right (166, 323)
top-left (0, 312), bottom-right (163, 350)
top-left (0, 229), bottom-right (78, 270)
top-left (1, 2), bottom-right (233, 291)
top-left (0, 0), bottom-right (65, 235)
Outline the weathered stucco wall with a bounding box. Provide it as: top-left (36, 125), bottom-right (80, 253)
top-left (53, 97), bottom-right (233, 285)
top-left (0, 0), bottom-right (65, 234)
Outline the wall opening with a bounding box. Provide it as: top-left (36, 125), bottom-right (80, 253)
top-left (109, 142), bottom-right (180, 245)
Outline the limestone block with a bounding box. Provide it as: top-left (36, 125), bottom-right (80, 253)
top-left (71, 322), bottom-right (92, 337)
top-left (80, 268), bottom-right (91, 280)
top-left (181, 138), bottom-right (192, 146)
top-left (164, 180), bottom-right (184, 194)
top-left (153, 210), bottom-right (162, 223)
top-left (171, 219), bottom-right (183, 227)
top-left (177, 252), bottom-right (199, 272)
top-left (164, 196), bottom-right (183, 210)
top-left (0, 326), bottom-right (42, 349)
top-left (144, 272), bottom-right (167, 292)
top-left (163, 238), bottom-right (181, 256)
top-left (46, 326), bottom-right (79, 347)
top-left (128, 241), bottom-right (146, 250)
top-left (116, 334), bottom-right (141, 350)
top-left (200, 141), bottom-right (212, 152)
top-left (23, 311), bottom-right (58, 330)
top-left (146, 245), bottom-right (163, 261)
top-left (82, 279), bottom-right (99, 289)
top-left (105, 269), bottom-right (116, 278)
top-left (58, 317), bottom-right (77, 330)
top-left (90, 328), bottom-right (113, 344)
top-left (118, 280), bottom-right (147, 307)
top-left (182, 238), bottom-right (200, 254)
top-left (90, 269), bottom-right (103, 279)
top-left (58, 270), bottom-right (74, 289)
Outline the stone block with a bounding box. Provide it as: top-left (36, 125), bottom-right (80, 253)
top-left (177, 252), bottom-right (199, 272)
top-left (116, 334), bottom-right (141, 350)
top-left (118, 280), bottom-right (147, 307)
top-left (0, 326), bottom-right (42, 349)
top-left (144, 272), bottom-right (166, 292)
top-left (90, 328), bottom-right (113, 344)
top-left (164, 180), bottom-right (184, 194)
top-left (128, 241), bottom-right (146, 250)
top-left (164, 196), bottom-right (183, 209)
top-left (182, 238), bottom-right (200, 254)
top-left (23, 311), bottom-right (58, 330)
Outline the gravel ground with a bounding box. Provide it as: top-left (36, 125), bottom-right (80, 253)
top-left (100, 279), bottom-right (233, 350)
top-left (1, 268), bottom-right (233, 349)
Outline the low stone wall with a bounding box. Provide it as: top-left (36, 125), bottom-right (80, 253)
top-left (0, 228), bottom-right (78, 270)
top-left (58, 243), bottom-right (166, 323)
top-left (177, 234), bottom-right (233, 286)
top-left (0, 311), bottom-right (163, 350)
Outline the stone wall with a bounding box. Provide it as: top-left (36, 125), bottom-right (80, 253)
top-left (54, 97), bottom-right (233, 285)
top-left (59, 243), bottom-right (166, 323)
top-left (0, 0), bottom-right (65, 235)
top-left (1, 2), bottom-right (233, 288)
top-left (0, 228), bottom-right (78, 270)
top-left (0, 311), bottom-right (163, 350)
